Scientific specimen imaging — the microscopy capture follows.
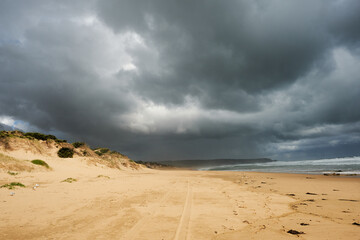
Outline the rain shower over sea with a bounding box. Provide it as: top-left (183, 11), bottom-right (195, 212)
top-left (199, 156), bottom-right (360, 175)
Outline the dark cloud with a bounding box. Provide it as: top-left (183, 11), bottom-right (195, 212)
top-left (0, 0), bottom-right (360, 160)
top-left (98, 0), bottom-right (332, 104)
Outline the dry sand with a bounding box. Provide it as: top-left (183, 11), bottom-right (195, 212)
top-left (1, 156), bottom-right (359, 239)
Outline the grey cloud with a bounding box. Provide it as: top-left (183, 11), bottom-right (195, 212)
top-left (97, 0), bottom-right (336, 108)
top-left (0, 0), bottom-right (359, 161)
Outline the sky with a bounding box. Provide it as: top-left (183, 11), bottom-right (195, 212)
top-left (0, 0), bottom-right (360, 161)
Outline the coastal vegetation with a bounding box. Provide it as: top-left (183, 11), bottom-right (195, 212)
top-left (24, 132), bottom-right (67, 143)
top-left (72, 142), bottom-right (85, 148)
top-left (57, 147), bottom-right (74, 158)
top-left (31, 159), bottom-right (50, 168)
top-left (0, 130), bottom-right (138, 171)
top-left (0, 130), bottom-right (67, 143)
top-left (61, 178), bottom-right (77, 183)
top-left (0, 182), bottom-right (25, 189)
top-left (97, 175), bottom-right (110, 179)
top-left (94, 148), bottom-right (110, 156)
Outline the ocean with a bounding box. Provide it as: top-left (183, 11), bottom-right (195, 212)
top-left (199, 156), bottom-right (360, 175)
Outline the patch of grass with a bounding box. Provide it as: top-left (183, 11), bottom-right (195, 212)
top-left (97, 175), bottom-right (110, 179)
top-left (7, 171), bottom-right (19, 176)
top-left (61, 178), bottom-right (77, 183)
top-left (95, 151), bottom-right (103, 156)
top-left (0, 182), bottom-right (25, 189)
top-left (23, 132), bottom-right (67, 143)
top-left (31, 159), bottom-right (50, 168)
top-left (99, 148), bottom-right (109, 154)
top-left (24, 132), bottom-right (56, 141)
top-left (95, 148), bottom-right (109, 156)
top-left (57, 147), bottom-right (74, 158)
top-left (72, 142), bottom-right (85, 148)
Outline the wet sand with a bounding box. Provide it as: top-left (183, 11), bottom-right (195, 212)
top-left (1, 161), bottom-right (359, 239)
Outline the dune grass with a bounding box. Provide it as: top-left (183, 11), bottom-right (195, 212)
top-left (61, 178), bottom-right (77, 183)
top-left (0, 182), bottom-right (25, 189)
top-left (72, 142), bottom-right (85, 148)
top-left (0, 153), bottom-right (34, 172)
top-left (97, 175), bottom-right (110, 179)
top-left (7, 171), bottom-right (19, 175)
top-left (31, 159), bottom-right (50, 168)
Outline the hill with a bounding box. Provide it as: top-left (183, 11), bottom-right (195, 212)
top-left (0, 130), bottom-right (141, 172)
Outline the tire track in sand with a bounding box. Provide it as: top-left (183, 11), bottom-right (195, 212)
top-left (122, 181), bottom-right (180, 240)
top-left (174, 180), bottom-right (193, 240)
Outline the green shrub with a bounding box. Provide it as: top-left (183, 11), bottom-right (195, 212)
top-left (25, 132), bottom-right (52, 140)
top-left (0, 131), bottom-right (7, 138)
top-left (99, 148), bottom-right (109, 154)
top-left (93, 148), bottom-right (109, 153)
top-left (72, 142), bottom-right (85, 148)
top-left (24, 132), bottom-right (67, 142)
top-left (57, 147), bottom-right (74, 158)
top-left (95, 151), bottom-right (103, 156)
top-left (31, 159), bottom-right (50, 168)
top-left (0, 182), bottom-right (25, 189)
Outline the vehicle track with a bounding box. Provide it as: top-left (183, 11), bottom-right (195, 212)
top-left (173, 180), bottom-right (193, 240)
top-left (122, 181), bottom-right (180, 240)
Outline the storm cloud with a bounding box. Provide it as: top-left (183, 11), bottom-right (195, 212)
top-left (0, 0), bottom-right (359, 160)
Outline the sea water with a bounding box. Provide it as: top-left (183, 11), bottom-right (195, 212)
top-left (199, 156), bottom-right (360, 175)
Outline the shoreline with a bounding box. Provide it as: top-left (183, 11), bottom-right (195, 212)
top-left (179, 168), bottom-right (360, 178)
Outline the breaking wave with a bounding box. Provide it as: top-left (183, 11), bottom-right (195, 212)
top-left (199, 156), bottom-right (360, 174)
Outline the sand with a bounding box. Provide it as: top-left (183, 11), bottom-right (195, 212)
top-left (0, 157), bottom-right (359, 239)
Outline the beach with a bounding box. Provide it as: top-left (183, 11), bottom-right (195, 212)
top-left (0, 157), bottom-right (359, 239)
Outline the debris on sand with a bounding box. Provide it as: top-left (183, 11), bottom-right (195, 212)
top-left (287, 229), bottom-right (305, 235)
top-left (338, 199), bottom-right (358, 202)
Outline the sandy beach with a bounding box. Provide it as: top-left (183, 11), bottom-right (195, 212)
top-left (1, 154), bottom-right (359, 240)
